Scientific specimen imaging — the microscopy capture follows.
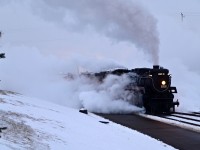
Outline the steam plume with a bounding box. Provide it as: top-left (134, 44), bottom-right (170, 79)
top-left (32, 0), bottom-right (159, 64)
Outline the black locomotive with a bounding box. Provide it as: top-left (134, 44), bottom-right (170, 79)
top-left (132, 65), bottom-right (179, 114)
top-left (84, 65), bottom-right (179, 114)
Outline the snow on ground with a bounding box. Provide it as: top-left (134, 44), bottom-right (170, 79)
top-left (0, 91), bottom-right (176, 150)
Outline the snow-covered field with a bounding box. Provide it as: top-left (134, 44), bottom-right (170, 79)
top-left (0, 91), bottom-right (176, 150)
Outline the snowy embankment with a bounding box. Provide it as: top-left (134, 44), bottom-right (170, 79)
top-left (0, 91), bottom-right (176, 150)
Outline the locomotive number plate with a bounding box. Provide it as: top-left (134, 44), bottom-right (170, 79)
top-left (161, 85), bottom-right (167, 88)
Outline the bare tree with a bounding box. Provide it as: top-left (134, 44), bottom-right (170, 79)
top-left (0, 31), bottom-right (5, 59)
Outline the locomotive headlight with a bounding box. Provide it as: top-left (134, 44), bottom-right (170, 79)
top-left (161, 80), bottom-right (166, 85)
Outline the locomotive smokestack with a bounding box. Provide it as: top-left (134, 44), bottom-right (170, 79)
top-left (153, 65), bottom-right (159, 69)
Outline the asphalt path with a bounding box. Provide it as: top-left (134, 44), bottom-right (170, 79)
top-left (97, 114), bottom-right (200, 150)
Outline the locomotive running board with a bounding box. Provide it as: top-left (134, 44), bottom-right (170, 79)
top-left (170, 87), bottom-right (177, 93)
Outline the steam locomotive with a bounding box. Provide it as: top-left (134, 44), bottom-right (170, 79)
top-left (84, 65), bottom-right (179, 114)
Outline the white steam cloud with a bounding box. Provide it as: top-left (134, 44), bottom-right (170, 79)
top-left (78, 74), bottom-right (142, 113)
top-left (32, 0), bottom-right (159, 64)
top-left (0, 45), bottom-right (142, 114)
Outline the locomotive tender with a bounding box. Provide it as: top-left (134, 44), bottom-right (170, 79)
top-left (87, 65), bottom-right (179, 114)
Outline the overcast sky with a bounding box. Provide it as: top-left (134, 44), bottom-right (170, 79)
top-left (0, 0), bottom-right (200, 70)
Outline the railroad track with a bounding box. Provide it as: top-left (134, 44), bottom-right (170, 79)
top-left (157, 112), bottom-right (200, 128)
top-left (97, 112), bottom-right (200, 150)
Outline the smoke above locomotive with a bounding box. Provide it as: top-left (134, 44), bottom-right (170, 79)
top-left (33, 0), bottom-right (160, 64)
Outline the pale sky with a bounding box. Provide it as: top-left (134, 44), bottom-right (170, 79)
top-left (0, 0), bottom-right (200, 70)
